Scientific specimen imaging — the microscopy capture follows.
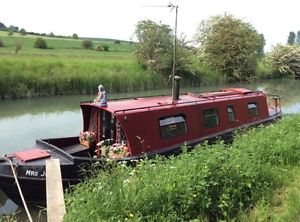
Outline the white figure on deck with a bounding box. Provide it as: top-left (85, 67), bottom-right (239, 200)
top-left (94, 84), bottom-right (107, 106)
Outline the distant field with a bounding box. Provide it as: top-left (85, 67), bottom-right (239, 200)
top-left (0, 31), bottom-right (169, 99)
top-left (0, 30), bottom-right (135, 53)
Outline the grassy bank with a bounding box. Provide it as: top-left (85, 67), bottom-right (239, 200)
top-left (0, 31), bottom-right (274, 99)
top-left (1, 32), bottom-right (162, 98)
top-left (64, 114), bottom-right (300, 221)
top-left (0, 31), bottom-right (222, 99)
top-left (0, 55), bottom-right (168, 99)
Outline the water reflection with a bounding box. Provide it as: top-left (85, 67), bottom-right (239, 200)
top-left (0, 189), bottom-right (18, 215)
top-left (0, 79), bottom-right (300, 219)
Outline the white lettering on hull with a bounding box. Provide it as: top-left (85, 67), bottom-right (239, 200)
top-left (25, 170), bottom-right (46, 177)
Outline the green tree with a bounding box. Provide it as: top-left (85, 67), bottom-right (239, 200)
top-left (14, 40), bottom-right (22, 54)
top-left (20, 28), bottom-right (26, 36)
top-left (8, 25), bottom-right (18, 32)
top-left (0, 22), bottom-right (6, 30)
top-left (8, 30), bottom-right (14, 37)
top-left (268, 44), bottom-right (300, 79)
top-left (34, 37), bottom-right (48, 49)
top-left (135, 20), bottom-right (173, 75)
top-left (296, 31), bottom-right (300, 45)
top-left (174, 36), bottom-right (199, 78)
top-left (287, 31), bottom-right (296, 45)
top-left (95, 45), bottom-right (104, 51)
top-left (195, 14), bottom-right (265, 82)
top-left (82, 40), bottom-right (93, 49)
top-left (102, 45), bottom-right (109, 51)
top-left (72, 33), bottom-right (79, 39)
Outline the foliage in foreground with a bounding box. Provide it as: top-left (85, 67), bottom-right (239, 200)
top-left (64, 115), bottom-right (300, 222)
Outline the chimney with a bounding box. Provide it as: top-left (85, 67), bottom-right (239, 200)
top-left (172, 75), bottom-right (181, 101)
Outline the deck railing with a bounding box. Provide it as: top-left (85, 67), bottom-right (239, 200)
top-left (267, 94), bottom-right (282, 115)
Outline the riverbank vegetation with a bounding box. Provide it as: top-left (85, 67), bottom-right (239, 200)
top-left (1, 13), bottom-right (300, 99)
top-left (0, 30), bottom-right (218, 99)
top-left (64, 114), bottom-right (300, 221)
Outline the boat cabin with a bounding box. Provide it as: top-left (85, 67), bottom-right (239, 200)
top-left (80, 88), bottom-right (281, 158)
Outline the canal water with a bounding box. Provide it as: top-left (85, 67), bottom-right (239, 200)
top-left (0, 79), bottom-right (300, 220)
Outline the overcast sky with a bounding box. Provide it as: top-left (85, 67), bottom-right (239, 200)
top-left (1, 0), bottom-right (299, 50)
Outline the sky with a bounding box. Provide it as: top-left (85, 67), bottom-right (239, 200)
top-left (1, 0), bottom-right (300, 50)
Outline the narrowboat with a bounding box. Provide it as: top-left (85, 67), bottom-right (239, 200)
top-left (0, 84), bottom-right (281, 205)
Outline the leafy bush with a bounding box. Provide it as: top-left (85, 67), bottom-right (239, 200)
top-left (72, 33), bottom-right (78, 39)
top-left (14, 41), bottom-right (22, 54)
top-left (256, 58), bottom-right (273, 79)
top-left (82, 40), bottom-right (93, 49)
top-left (34, 37), bottom-right (48, 49)
top-left (95, 45), bottom-right (104, 51)
top-left (268, 44), bottom-right (300, 79)
top-left (195, 14), bottom-right (265, 82)
top-left (102, 45), bottom-right (109, 51)
top-left (20, 28), bottom-right (26, 36)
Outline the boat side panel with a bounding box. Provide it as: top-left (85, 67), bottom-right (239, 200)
top-left (118, 94), bottom-right (271, 156)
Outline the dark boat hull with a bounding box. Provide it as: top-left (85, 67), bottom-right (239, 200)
top-left (0, 161), bottom-right (83, 205)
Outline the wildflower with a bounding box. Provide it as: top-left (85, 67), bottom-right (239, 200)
top-left (128, 213), bottom-right (134, 218)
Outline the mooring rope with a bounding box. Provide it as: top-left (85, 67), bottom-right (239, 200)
top-left (3, 157), bottom-right (33, 222)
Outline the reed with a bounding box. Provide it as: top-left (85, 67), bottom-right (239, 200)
top-left (64, 115), bottom-right (300, 222)
top-left (0, 55), bottom-right (168, 99)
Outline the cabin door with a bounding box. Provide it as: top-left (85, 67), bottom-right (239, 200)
top-left (99, 110), bottom-right (116, 142)
top-left (88, 108), bottom-right (98, 137)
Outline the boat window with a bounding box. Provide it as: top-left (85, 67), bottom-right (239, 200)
top-left (227, 106), bottom-right (235, 122)
top-left (159, 115), bottom-right (187, 139)
top-left (248, 102), bottom-right (258, 117)
top-left (203, 108), bottom-right (219, 128)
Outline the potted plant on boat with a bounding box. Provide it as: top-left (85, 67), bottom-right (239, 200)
top-left (95, 140), bottom-right (130, 158)
top-left (79, 131), bottom-right (97, 148)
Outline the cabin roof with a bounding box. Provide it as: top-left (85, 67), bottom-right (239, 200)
top-left (81, 88), bottom-right (263, 114)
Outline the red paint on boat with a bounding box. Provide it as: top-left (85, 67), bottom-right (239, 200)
top-left (14, 148), bottom-right (50, 162)
top-left (80, 88), bottom-right (282, 157)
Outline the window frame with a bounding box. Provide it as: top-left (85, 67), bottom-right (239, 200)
top-left (227, 105), bottom-right (235, 122)
top-left (203, 108), bottom-right (219, 128)
top-left (159, 114), bottom-right (187, 139)
top-left (248, 102), bottom-right (259, 117)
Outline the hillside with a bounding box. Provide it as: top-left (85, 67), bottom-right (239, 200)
top-left (0, 30), bottom-right (171, 99)
top-left (0, 30), bottom-right (135, 54)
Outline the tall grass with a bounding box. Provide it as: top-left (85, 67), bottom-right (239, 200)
top-left (0, 55), bottom-right (168, 99)
top-left (64, 115), bottom-right (300, 222)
